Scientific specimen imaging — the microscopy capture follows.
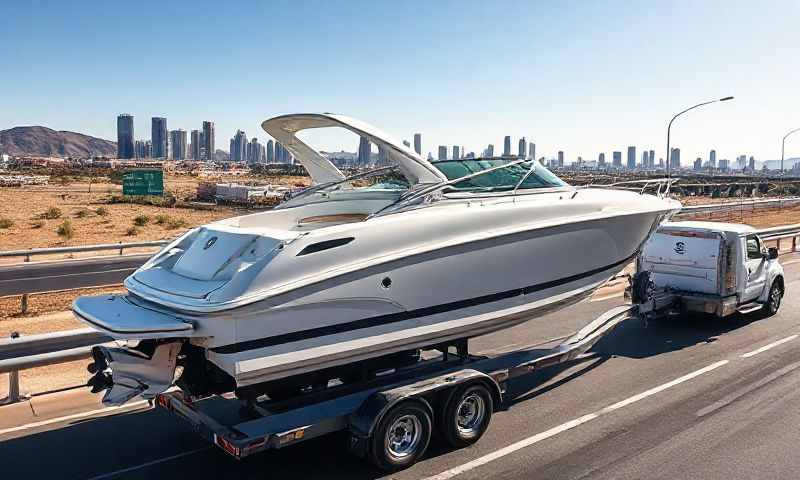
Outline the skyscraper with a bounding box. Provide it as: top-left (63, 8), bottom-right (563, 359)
top-left (557, 151), bottom-right (564, 166)
top-left (748, 156), bottom-right (756, 171)
top-left (612, 151), bottom-right (622, 167)
top-left (452, 145), bottom-right (460, 160)
top-left (190, 130), bottom-right (200, 160)
top-left (413, 133), bottom-right (422, 155)
top-left (134, 140), bottom-right (147, 159)
top-left (641, 150), bottom-right (647, 168)
top-left (648, 150), bottom-right (655, 168)
top-left (116, 114), bottom-right (134, 159)
top-left (151, 117), bottom-right (168, 159)
top-left (626, 146), bottom-right (636, 169)
top-left (266, 139), bottom-right (274, 163)
top-left (528, 142), bottom-right (535, 160)
top-left (518, 138), bottom-right (526, 158)
top-left (170, 129), bottom-right (187, 160)
top-left (598, 153), bottom-right (606, 166)
top-left (694, 157), bottom-right (702, 171)
top-left (202, 121), bottom-right (215, 161)
top-left (709, 149), bottom-right (716, 169)
top-left (231, 130), bottom-right (248, 161)
top-left (503, 136), bottom-right (511, 157)
top-left (438, 146), bottom-right (447, 160)
top-left (377, 145), bottom-right (389, 166)
top-left (670, 148), bottom-right (681, 168)
top-left (357, 137), bottom-right (371, 165)
top-left (247, 137), bottom-right (263, 164)
top-left (486, 144), bottom-right (494, 157)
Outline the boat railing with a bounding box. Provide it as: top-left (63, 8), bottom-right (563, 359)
top-left (587, 178), bottom-right (677, 197)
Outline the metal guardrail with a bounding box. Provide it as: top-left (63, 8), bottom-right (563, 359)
top-left (3, 213), bottom-right (800, 405)
top-left (0, 240), bottom-right (169, 262)
top-left (677, 196), bottom-right (800, 216)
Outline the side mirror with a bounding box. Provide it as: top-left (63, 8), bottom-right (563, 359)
top-left (768, 247), bottom-right (779, 260)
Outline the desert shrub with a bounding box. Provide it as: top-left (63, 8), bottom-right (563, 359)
top-left (56, 219), bottom-right (74, 240)
top-left (95, 206), bottom-right (109, 216)
top-left (154, 213), bottom-right (170, 225)
top-left (126, 226), bottom-right (139, 236)
top-left (74, 209), bottom-right (91, 218)
top-left (0, 217), bottom-right (13, 229)
top-left (41, 206), bottom-right (62, 219)
top-left (30, 220), bottom-right (45, 229)
top-left (133, 214), bottom-right (151, 226)
top-left (164, 217), bottom-right (188, 230)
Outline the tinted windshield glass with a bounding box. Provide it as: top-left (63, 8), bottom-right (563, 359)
top-left (433, 159), bottom-right (567, 192)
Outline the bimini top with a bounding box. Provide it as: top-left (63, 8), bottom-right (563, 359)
top-left (261, 113), bottom-right (448, 186)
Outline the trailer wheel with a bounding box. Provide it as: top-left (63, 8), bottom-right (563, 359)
top-left (764, 280), bottom-right (783, 316)
top-left (369, 401), bottom-right (432, 471)
top-left (440, 383), bottom-right (494, 448)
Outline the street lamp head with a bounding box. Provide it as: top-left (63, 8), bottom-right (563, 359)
top-left (719, 96), bottom-right (734, 102)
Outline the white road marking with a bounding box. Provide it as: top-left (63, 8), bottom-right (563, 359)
top-left (423, 360), bottom-right (729, 480)
top-left (85, 447), bottom-right (211, 480)
top-left (740, 334), bottom-right (798, 358)
top-left (0, 400), bottom-right (149, 436)
top-left (780, 259), bottom-right (800, 266)
top-left (590, 292), bottom-right (624, 302)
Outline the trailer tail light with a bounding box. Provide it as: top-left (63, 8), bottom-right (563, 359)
top-left (155, 394), bottom-right (171, 409)
top-left (214, 434), bottom-right (241, 458)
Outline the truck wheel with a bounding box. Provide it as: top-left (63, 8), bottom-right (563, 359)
top-left (369, 401), bottom-right (432, 471)
top-left (439, 383), bottom-right (494, 448)
top-left (764, 281), bottom-right (783, 316)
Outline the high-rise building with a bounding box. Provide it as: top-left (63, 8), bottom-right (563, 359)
top-left (518, 138), bottom-right (526, 158)
top-left (460, 146), bottom-right (465, 159)
top-left (452, 146), bottom-right (460, 160)
top-left (648, 150), bottom-right (655, 168)
top-left (709, 149), bottom-right (716, 169)
top-left (190, 130), bottom-right (200, 160)
top-left (486, 144), bottom-right (494, 157)
top-left (694, 157), bottom-right (702, 171)
top-left (116, 114), bottom-right (134, 159)
top-left (230, 130), bottom-right (248, 161)
top-left (557, 151), bottom-right (564, 166)
top-left (503, 136), bottom-right (511, 157)
top-left (377, 145), bottom-right (390, 166)
top-left (719, 158), bottom-right (730, 171)
top-left (144, 140), bottom-right (152, 158)
top-left (598, 153), bottom-right (606, 166)
top-left (134, 140), bottom-right (147, 159)
top-left (170, 129), bottom-right (187, 160)
top-left (202, 121), bottom-right (215, 161)
top-left (670, 148), bottom-right (681, 168)
top-left (612, 151), bottom-right (622, 167)
top-left (748, 156), bottom-right (756, 171)
top-left (151, 117), bottom-right (168, 159)
top-left (641, 151), bottom-right (648, 168)
top-left (626, 146), bottom-right (636, 169)
top-left (267, 140), bottom-right (274, 162)
top-left (247, 137), bottom-right (263, 164)
top-left (528, 142), bottom-right (535, 160)
top-left (438, 146), bottom-right (447, 160)
top-left (413, 133), bottom-right (422, 155)
top-left (357, 137), bottom-right (371, 165)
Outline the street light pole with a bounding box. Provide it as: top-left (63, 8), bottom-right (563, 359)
top-left (781, 127), bottom-right (800, 174)
top-left (665, 96), bottom-right (734, 191)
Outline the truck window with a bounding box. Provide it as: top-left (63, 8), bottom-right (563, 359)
top-left (745, 235), bottom-right (762, 260)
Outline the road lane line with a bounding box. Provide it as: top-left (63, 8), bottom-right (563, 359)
top-left (740, 334), bottom-right (798, 358)
top-left (85, 447), bottom-right (211, 480)
top-left (423, 360), bottom-right (729, 480)
top-left (0, 400), bottom-right (149, 436)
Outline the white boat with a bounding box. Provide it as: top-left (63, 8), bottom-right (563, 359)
top-left (75, 113), bottom-right (681, 405)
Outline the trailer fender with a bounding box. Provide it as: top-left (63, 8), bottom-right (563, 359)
top-left (348, 369), bottom-right (501, 443)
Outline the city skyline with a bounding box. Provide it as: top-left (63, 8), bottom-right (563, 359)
top-left (3, 1), bottom-right (799, 164)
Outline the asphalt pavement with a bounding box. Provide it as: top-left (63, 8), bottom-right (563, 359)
top-left (3, 256), bottom-right (800, 479)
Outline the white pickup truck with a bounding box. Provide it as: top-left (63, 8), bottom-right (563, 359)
top-left (633, 221), bottom-right (785, 318)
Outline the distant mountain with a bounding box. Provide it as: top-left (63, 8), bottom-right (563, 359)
top-left (0, 126), bottom-right (116, 158)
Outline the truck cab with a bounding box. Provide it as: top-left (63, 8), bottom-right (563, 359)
top-left (636, 221), bottom-right (784, 317)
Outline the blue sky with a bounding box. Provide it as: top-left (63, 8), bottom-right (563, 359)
top-left (2, 0), bottom-right (799, 163)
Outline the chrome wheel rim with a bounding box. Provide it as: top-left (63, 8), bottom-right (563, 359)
top-left (771, 287), bottom-right (782, 310)
top-left (456, 393), bottom-right (485, 436)
top-left (385, 414), bottom-right (422, 459)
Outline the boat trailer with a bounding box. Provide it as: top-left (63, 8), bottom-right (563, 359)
top-left (155, 304), bottom-right (637, 471)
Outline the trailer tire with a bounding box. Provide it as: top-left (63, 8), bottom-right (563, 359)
top-left (439, 383), bottom-right (494, 449)
top-left (369, 401), bottom-right (432, 471)
top-left (764, 280), bottom-right (783, 316)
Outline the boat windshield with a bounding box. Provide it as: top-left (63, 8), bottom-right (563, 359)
top-left (279, 166), bottom-right (412, 208)
top-left (433, 158), bottom-right (567, 193)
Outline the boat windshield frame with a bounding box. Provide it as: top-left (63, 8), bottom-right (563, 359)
top-left (275, 165), bottom-right (407, 209)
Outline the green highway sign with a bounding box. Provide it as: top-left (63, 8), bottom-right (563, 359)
top-left (123, 169), bottom-right (164, 196)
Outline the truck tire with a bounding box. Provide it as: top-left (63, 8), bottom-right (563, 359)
top-left (369, 401), bottom-right (432, 471)
top-left (764, 280), bottom-right (783, 316)
top-left (439, 383), bottom-right (494, 448)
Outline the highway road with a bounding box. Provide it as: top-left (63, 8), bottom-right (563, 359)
top-left (3, 257), bottom-right (800, 479)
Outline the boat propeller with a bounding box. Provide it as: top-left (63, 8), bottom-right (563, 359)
top-left (87, 346), bottom-right (112, 393)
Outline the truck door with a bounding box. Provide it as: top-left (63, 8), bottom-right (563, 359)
top-left (743, 234), bottom-right (768, 302)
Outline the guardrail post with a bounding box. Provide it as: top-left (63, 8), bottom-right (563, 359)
top-left (793, 236), bottom-right (797, 253)
top-left (777, 238), bottom-right (781, 252)
top-left (118, 241), bottom-right (123, 255)
top-left (20, 294), bottom-right (29, 314)
top-left (1, 332), bottom-right (27, 405)
top-left (25, 249), bottom-right (31, 263)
